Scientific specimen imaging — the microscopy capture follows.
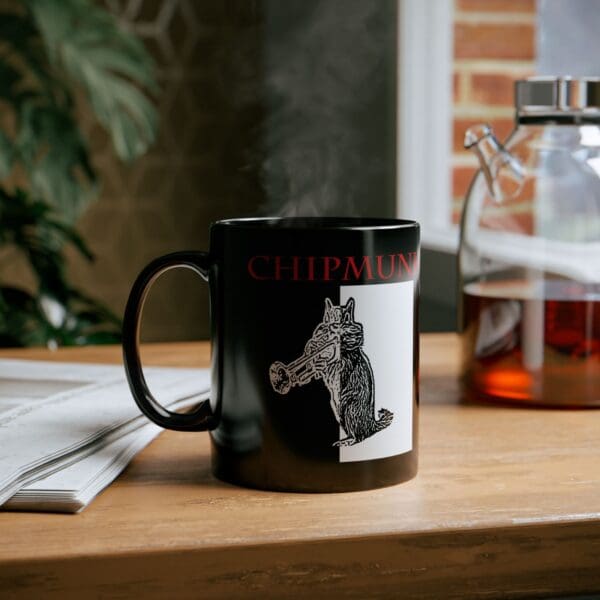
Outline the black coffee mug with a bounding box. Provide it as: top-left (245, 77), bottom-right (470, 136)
top-left (123, 217), bottom-right (419, 492)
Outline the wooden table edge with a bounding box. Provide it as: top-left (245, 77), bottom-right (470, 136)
top-left (2, 520), bottom-right (600, 598)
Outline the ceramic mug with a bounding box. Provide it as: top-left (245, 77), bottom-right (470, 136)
top-left (122, 217), bottom-right (419, 492)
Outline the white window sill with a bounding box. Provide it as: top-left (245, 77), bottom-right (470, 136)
top-left (421, 225), bottom-right (459, 254)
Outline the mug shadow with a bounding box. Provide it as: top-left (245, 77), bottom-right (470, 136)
top-left (124, 446), bottom-right (235, 490)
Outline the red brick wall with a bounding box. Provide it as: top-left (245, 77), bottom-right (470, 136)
top-left (452, 0), bottom-right (536, 223)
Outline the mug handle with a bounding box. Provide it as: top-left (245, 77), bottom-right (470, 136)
top-left (122, 251), bottom-right (218, 432)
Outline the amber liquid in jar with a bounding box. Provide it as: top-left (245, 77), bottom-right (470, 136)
top-left (462, 280), bottom-right (600, 406)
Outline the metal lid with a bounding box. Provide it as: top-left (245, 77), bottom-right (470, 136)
top-left (515, 77), bottom-right (600, 122)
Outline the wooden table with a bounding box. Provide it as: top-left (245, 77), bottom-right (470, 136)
top-left (1, 334), bottom-right (600, 599)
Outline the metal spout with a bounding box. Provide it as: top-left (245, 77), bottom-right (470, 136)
top-left (464, 123), bottom-right (524, 201)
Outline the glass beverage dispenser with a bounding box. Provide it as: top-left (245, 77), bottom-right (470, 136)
top-left (460, 77), bottom-right (600, 406)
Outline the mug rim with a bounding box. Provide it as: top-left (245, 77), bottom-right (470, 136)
top-left (213, 217), bottom-right (420, 231)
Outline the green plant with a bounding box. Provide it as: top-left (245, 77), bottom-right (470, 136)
top-left (0, 0), bottom-right (158, 346)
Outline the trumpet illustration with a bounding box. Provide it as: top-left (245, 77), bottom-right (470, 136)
top-left (269, 339), bottom-right (337, 395)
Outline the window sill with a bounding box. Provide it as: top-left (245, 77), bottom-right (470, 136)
top-left (421, 225), bottom-right (459, 254)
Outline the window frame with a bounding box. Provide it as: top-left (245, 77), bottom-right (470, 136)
top-left (396, 0), bottom-right (458, 253)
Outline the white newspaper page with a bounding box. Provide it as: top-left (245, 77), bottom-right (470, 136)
top-left (0, 359), bottom-right (210, 505)
top-left (5, 392), bottom-right (207, 513)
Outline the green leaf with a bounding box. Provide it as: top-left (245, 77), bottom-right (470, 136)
top-left (27, 0), bottom-right (159, 162)
top-left (0, 188), bottom-right (93, 300)
top-left (0, 62), bottom-right (22, 104)
top-left (16, 101), bottom-right (97, 219)
top-left (0, 285), bottom-right (50, 347)
top-left (47, 220), bottom-right (94, 261)
top-left (0, 131), bottom-right (14, 178)
top-left (0, 10), bottom-right (64, 102)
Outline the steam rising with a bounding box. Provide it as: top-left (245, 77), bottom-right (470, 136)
top-left (261, 0), bottom-right (396, 217)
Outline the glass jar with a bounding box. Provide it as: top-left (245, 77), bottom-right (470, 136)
top-left (459, 77), bottom-right (600, 406)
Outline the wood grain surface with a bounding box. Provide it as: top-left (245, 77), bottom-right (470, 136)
top-left (1, 334), bottom-right (600, 599)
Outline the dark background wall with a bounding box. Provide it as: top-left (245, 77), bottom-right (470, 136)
top-left (66, 0), bottom-right (399, 341)
top-left (260, 0), bottom-right (397, 219)
top-left (420, 249), bottom-right (457, 332)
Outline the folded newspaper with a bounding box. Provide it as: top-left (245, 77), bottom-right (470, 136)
top-left (0, 359), bottom-right (209, 513)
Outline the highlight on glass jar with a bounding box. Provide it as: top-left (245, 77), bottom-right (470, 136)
top-left (459, 77), bottom-right (600, 407)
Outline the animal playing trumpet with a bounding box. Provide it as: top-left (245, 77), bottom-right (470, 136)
top-left (269, 339), bottom-right (337, 395)
top-left (269, 297), bottom-right (393, 447)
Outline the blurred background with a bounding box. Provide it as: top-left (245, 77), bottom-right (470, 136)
top-left (0, 0), bottom-right (592, 345)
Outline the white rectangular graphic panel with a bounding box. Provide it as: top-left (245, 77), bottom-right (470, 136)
top-left (339, 281), bottom-right (414, 463)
